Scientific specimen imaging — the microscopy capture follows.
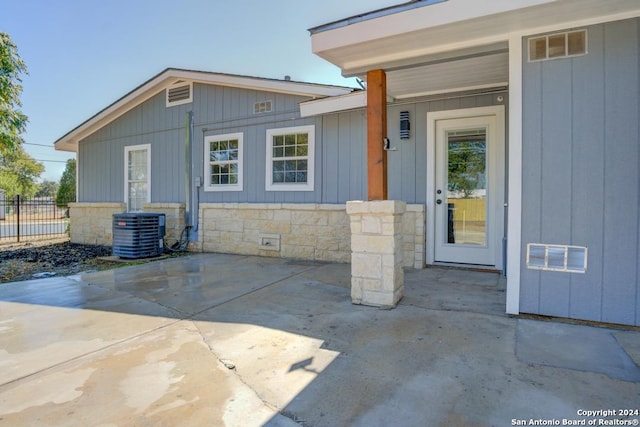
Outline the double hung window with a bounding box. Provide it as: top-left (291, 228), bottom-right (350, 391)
top-left (204, 133), bottom-right (243, 191)
top-left (265, 125), bottom-right (315, 192)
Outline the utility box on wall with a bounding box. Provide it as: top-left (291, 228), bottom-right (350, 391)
top-left (112, 212), bottom-right (165, 259)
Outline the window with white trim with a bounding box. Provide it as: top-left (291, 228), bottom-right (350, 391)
top-left (204, 133), bottom-right (243, 192)
top-left (265, 125), bottom-right (315, 192)
top-left (124, 144), bottom-right (151, 211)
top-left (528, 30), bottom-right (587, 62)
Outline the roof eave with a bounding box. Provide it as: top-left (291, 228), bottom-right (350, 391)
top-left (54, 68), bottom-right (354, 152)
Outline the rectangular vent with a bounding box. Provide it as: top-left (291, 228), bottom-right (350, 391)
top-left (259, 233), bottom-right (280, 251)
top-left (254, 100), bottom-right (272, 114)
top-left (166, 81), bottom-right (193, 107)
top-left (528, 30), bottom-right (587, 62)
top-left (526, 243), bottom-right (588, 273)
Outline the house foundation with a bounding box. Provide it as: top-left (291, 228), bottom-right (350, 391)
top-left (347, 200), bottom-right (405, 308)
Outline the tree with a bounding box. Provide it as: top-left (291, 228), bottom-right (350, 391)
top-left (56, 158), bottom-right (76, 206)
top-left (36, 179), bottom-right (59, 198)
top-left (447, 141), bottom-right (486, 198)
top-left (0, 145), bottom-right (44, 198)
top-left (0, 32), bottom-right (28, 156)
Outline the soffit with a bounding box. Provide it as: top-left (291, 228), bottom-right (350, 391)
top-left (312, 0), bottom-right (640, 76)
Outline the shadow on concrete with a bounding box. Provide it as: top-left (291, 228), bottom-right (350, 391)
top-left (0, 253), bottom-right (639, 426)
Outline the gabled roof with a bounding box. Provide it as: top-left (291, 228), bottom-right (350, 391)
top-left (54, 68), bottom-right (355, 152)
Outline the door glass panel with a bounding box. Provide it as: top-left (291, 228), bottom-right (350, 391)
top-left (127, 148), bottom-right (148, 211)
top-left (446, 128), bottom-right (487, 246)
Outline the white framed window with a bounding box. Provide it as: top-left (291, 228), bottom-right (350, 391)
top-left (124, 144), bottom-right (151, 211)
top-left (166, 80), bottom-right (193, 107)
top-left (204, 133), bottom-right (243, 192)
top-left (265, 125), bottom-right (315, 192)
top-left (526, 243), bottom-right (588, 273)
top-left (528, 30), bottom-right (587, 62)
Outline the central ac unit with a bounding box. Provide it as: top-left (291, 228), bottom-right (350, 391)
top-left (112, 212), bottom-right (165, 259)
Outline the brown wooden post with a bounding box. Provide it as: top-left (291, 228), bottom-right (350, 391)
top-left (366, 69), bottom-right (388, 201)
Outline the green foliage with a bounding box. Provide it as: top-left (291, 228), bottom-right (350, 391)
top-left (36, 179), bottom-right (59, 197)
top-left (56, 158), bottom-right (76, 207)
top-left (0, 32), bottom-right (28, 156)
top-left (447, 141), bottom-right (486, 198)
top-left (0, 146), bottom-right (44, 198)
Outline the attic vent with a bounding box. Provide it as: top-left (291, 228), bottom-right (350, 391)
top-left (526, 243), bottom-right (588, 273)
top-left (166, 81), bottom-right (193, 107)
top-left (528, 30), bottom-right (587, 62)
top-left (254, 100), bottom-right (272, 114)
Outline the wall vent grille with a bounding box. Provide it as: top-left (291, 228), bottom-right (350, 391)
top-left (526, 243), bottom-right (588, 273)
top-left (166, 81), bottom-right (192, 107)
top-left (254, 100), bottom-right (273, 114)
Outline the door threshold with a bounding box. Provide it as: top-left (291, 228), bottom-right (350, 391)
top-left (429, 262), bottom-right (501, 274)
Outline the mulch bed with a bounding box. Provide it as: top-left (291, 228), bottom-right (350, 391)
top-left (0, 240), bottom-right (113, 283)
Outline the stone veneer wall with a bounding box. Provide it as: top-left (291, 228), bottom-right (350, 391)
top-left (198, 203), bottom-right (425, 268)
top-left (402, 205), bottom-right (425, 269)
top-left (69, 202), bottom-right (186, 247)
top-left (69, 202), bottom-right (125, 246)
top-left (142, 203), bottom-right (186, 244)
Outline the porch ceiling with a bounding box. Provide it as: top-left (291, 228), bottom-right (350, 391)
top-left (312, 0), bottom-right (640, 98)
top-left (384, 50), bottom-right (509, 100)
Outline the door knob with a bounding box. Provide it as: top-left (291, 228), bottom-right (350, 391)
top-left (437, 189), bottom-right (442, 194)
top-left (436, 199), bottom-right (442, 205)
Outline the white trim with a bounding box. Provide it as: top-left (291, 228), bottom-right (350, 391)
top-left (265, 125), bottom-right (315, 192)
top-left (124, 144), bottom-right (151, 212)
top-left (312, 0), bottom-right (553, 54)
top-left (203, 132), bottom-right (244, 192)
top-left (506, 35), bottom-right (523, 316)
top-left (300, 92), bottom-right (367, 117)
top-left (393, 83), bottom-right (509, 100)
top-left (426, 105), bottom-right (505, 268)
top-left (313, 4), bottom-right (640, 75)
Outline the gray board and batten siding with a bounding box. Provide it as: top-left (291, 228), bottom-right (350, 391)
top-left (520, 18), bottom-right (640, 326)
top-left (78, 81), bottom-right (506, 206)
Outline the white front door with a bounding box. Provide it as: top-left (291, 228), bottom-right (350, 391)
top-left (427, 106), bottom-right (505, 268)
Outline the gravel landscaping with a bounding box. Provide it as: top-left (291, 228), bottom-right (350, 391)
top-left (0, 239), bottom-right (114, 282)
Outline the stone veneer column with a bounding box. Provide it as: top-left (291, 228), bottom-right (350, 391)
top-left (346, 200), bottom-right (406, 308)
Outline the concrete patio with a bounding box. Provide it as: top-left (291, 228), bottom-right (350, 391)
top-left (0, 253), bottom-right (638, 426)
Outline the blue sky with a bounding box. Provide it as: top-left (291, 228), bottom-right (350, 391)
top-left (3, 0), bottom-right (398, 181)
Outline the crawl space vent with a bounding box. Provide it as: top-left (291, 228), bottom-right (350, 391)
top-left (166, 81), bottom-right (192, 107)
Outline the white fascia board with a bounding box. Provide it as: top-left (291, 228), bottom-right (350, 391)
top-left (300, 91), bottom-right (366, 117)
top-left (54, 78), bottom-right (168, 153)
top-left (184, 70), bottom-right (353, 98)
top-left (393, 83), bottom-right (509, 100)
top-left (312, 0), bottom-right (555, 54)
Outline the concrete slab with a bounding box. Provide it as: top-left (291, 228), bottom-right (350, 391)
top-left (516, 319), bottom-right (640, 382)
top-left (0, 253), bottom-right (638, 426)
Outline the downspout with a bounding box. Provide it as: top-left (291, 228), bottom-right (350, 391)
top-left (184, 111), bottom-right (195, 240)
